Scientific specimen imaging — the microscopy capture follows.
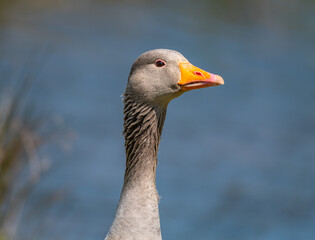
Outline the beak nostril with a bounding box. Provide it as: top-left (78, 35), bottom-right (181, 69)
top-left (194, 71), bottom-right (204, 77)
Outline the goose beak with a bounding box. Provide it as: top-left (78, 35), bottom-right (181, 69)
top-left (178, 62), bottom-right (224, 91)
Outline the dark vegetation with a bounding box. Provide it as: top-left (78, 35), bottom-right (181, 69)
top-left (0, 68), bottom-right (67, 239)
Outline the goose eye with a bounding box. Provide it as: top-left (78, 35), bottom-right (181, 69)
top-left (155, 60), bottom-right (166, 67)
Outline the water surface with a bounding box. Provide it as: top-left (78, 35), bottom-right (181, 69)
top-left (0, 0), bottom-right (314, 239)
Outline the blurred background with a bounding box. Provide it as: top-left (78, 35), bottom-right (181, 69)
top-left (0, 0), bottom-right (314, 239)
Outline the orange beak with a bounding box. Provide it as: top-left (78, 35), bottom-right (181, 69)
top-left (178, 62), bottom-right (224, 91)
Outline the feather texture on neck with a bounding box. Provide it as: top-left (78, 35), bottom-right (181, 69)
top-left (106, 94), bottom-right (167, 240)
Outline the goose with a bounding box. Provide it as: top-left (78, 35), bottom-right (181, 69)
top-left (105, 49), bottom-right (224, 240)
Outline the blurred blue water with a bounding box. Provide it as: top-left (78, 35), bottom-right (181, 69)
top-left (0, 0), bottom-right (315, 239)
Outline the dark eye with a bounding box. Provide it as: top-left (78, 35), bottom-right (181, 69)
top-left (155, 60), bottom-right (166, 67)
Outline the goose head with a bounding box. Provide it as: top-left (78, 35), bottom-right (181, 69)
top-left (125, 49), bottom-right (224, 105)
